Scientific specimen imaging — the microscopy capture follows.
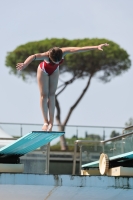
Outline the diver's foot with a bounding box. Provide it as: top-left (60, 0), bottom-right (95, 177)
top-left (42, 123), bottom-right (49, 131)
top-left (47, 124), bottom-right (53, 132)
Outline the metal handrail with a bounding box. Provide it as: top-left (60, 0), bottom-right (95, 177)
top-left (0, 122), bottom-right (124, 129)
top-left (74, 140), bottom-right (102, 144)
top-left (124, 125), bottom-right (133, 130)
top-left (0, 138), bottom-right (16, 140)
top-left (101, 129), bottom-right (133, 144)
top-left (72, 140), bottom-right (103, 175)
top-left (74, 127), bottom-right (133, 145)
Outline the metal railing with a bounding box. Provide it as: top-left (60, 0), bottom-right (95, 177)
top-left (72, 140), bottom-right (103, 175)
top-left (72, 126), bottom-right (133, 175)
top-left (0, 122), bottom-right (124, 140)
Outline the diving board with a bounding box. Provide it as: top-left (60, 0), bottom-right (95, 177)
top-left (82, 150), bottom-right (133, 169)
top-left (82, 160), bottom-right (99, 168)
top-left (0, 131), bottom-right (64, 164)
top-left (82, 151), bottom-right (133, 176)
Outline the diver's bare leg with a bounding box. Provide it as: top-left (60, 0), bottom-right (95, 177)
top-left (48, 68), bottom-right (59, 131)
top-left (37, 66), bottom-right (49, 131)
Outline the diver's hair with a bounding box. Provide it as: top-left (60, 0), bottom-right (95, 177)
top-left (49, 47), bottom-right (63, 62)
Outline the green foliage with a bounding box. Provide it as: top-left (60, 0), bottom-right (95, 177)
top-left (85, 133), bottom-right (102, 140)
top-left (125, 117), bottom-right (133, 127)
top-left (5, 38), bottom-right (131, 81)
top-left (53, 136), bottom-right (84, 146)
top-left (50, 144), bottom-right (75, 152)
top-left (110, 130), bottom-right (120, 138)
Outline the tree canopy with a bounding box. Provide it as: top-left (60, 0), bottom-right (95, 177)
top-left (110, 130), bottom-right (120, 138)
top-left (6, 38), bottom-right (131, 82)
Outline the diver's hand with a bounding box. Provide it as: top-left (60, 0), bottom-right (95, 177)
top-left (16, 63), bottom-right (27, 70)
top-left (97, 43), bottom-right (109, 51)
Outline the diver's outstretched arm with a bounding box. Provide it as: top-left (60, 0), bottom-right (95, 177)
top-left (61, 43), bottom-right (109, 56)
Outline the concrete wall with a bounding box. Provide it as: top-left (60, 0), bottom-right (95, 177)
top-left (50, 161), bottom-right (80, 174)
top-left (0, 174), bottom-right (133, 200)
top-left (20, 153), bottom-right (46, 174)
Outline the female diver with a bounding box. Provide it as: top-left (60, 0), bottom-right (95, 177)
top-left (16, 43), bottom-right (109, 131)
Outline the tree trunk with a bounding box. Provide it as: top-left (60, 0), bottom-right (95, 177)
top-left (55, 97), bottom-right (68, 150)
top-left (57, 124), bottom-right (67, 151)
top-left (63, 74), bottom-right (93, 126)
top-left (55, 74), bottom-right (93, 150)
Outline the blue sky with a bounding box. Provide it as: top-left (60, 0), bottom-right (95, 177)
top-left (0, 0), bottom-right (133, 129)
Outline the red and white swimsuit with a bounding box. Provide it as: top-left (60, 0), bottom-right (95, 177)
top-left (39, 58), bottom-right (64, 76)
